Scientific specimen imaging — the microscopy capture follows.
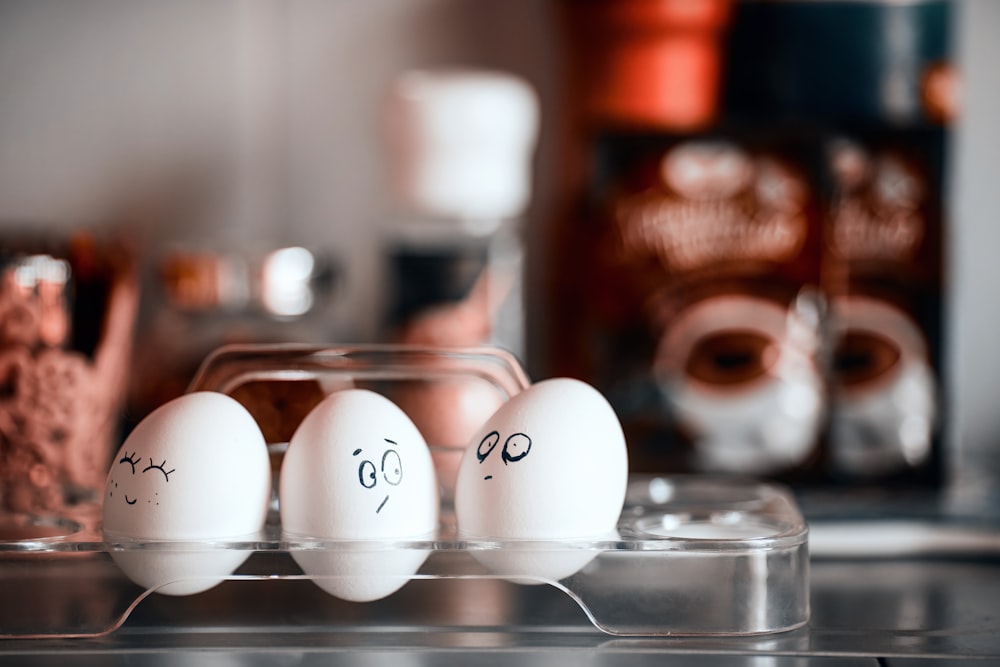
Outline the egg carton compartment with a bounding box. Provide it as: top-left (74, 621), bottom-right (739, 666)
top-left (0, 477), bottom-right (808, 639)
top-left (0, 344), bottom-right (810, 638)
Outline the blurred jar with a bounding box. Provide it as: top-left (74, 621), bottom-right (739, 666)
top-left (0, 226), bottom-right (138, 516)
top-left (380, 68), bottom-right (540, 358)
top-left (126, 241), bottom-right (341, 442)
top-left (378, 69), bottom-right (540, 458)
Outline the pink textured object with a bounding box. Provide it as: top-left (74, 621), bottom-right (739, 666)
top-left (0, 237), bottom-right (138, 515)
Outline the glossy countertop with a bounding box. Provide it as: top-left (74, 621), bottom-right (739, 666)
top-left (0, 535), bottom-right (998, 665)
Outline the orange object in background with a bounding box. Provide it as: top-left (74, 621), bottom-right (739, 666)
top-left (565, 0), bottom-right (732, 131)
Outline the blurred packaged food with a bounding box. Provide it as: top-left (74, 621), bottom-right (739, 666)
top-left (549, 0), bottom-right (952, 489)
top-left (721, 0), bottom-right (952, 486)
top-left (823, 134), bottom-right (945, 484)
top-left (550, 127), bottom-right (828, 478)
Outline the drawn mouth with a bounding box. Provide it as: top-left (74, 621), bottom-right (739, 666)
top-left (376, 495), bottom-right (389, 514)
top-left (125, 495), bottom-right (137, 505)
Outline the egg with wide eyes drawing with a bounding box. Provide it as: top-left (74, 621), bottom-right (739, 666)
top-left (279, 389), bottom-right (439, 602)
top-left (454, 378), bottom-right (628, 582)
top-left (102, 391), bottom-right (271, 595)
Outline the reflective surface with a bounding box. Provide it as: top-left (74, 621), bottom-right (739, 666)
top-left (1, 547), bottom-right (999, 662)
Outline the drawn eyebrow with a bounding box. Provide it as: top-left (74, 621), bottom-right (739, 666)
top-left (384, 439), bottom-right (397, 445)
top-left (353, 448), bottom-right (362, 456)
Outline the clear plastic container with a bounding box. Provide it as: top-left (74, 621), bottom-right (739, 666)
top-left (0, 344), bottom-right (809, 638)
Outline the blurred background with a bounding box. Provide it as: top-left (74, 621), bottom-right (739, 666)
top-left (0, 0), bottom-right (997, 513)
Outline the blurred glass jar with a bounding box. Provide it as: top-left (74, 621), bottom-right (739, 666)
top-left (0, 226), bottom-right (139, 516)
top-left (126, 242), bottom-right (341, 435)
top-left (378, 69), bottom-right (540, 454)
top-left (380, 68), bottom-right (540, 360)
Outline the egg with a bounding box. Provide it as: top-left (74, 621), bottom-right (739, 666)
top-left (279, 388), bottom-right (439, 602)
top-left (454, 378), bottom-right (628, 582)
top-left (102, 391), bottom-right (271, 595)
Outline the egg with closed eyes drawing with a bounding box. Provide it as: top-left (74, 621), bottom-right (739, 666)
top-left (102, 391), bottom-right (271, 595)
top-left (279, 389), bottom-right (439, 602)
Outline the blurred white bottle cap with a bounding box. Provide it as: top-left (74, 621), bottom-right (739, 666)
top-left (384, 69), bottom-right (540, 223)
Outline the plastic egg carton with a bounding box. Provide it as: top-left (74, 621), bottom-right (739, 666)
top-left (0, 344), bottom-right (809, 638)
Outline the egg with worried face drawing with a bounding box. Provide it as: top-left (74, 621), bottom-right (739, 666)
top-left (279, 389), bottom-right (439, 602)
top-left (454, 378), bottom-right (628, 582)
top-left (102, 391), bottom-right (271, 595)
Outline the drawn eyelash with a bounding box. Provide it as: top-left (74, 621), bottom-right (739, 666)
top-left (118, 451), bottom-right (139, 474)
top-left (142, 458), bottom-right (175, 482)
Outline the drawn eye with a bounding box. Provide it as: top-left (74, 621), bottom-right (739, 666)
top-left (382, 449), bottom-right (402, 486)
top-left (358, 459), bottom-right (377, 489)
top-left (118, 451), bottom-right (139, 475)
top-left (501, 433), bottom-right (531, 465)
top-left (142, 459), bottom-right (175, 482)
top-left (477, 431), bottom-right (500, 464)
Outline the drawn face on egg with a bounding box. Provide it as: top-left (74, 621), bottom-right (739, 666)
top-left (454, 376), bottom-right (629, 576)
top-left (106, 449), bottom-right (176, 509)
top-left (280, 389), bottom-right (440, 601)
top-left (352, 439), bottom-right (404, 514)
top-left (475, 430), bottom-right (532, 480)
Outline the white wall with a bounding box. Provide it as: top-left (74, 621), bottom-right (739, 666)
top-left (0, 0), bottom-right (562, 344)
top-left (947, 0), bottom-right (1000, 502)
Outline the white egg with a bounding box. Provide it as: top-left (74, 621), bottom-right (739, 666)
top-left (102, 391), bottom-right (271, 595)
top-left (454, 378), bottom-right (628, 582)
top-left (279, 389), bottom-right (439, 602)
top-left (289, 548), bottom-right (432, 604)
